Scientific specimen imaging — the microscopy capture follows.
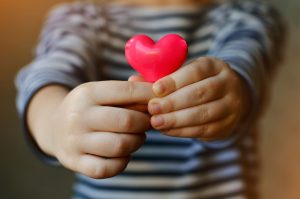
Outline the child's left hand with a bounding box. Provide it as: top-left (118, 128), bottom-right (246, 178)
top-left (148, 57), bottom-right (250, 140)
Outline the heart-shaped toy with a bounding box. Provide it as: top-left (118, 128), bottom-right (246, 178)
top-left (125, 34), bottom-right (188, 82)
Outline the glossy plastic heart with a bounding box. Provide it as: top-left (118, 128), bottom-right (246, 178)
top-left (125, 34), bottom-right (188, 82)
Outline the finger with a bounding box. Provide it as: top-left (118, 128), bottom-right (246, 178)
top-left (76, 154), bottom-right (129, 179)
top-left (148, 75), bottom-right (226, 115)
top-left (161, 114), bottom-right (236, 139)
top-left (79, 81), bottom-right (154, 105)
top-left (121, 104), bottom-right (149, 113)
top-left (151, 98), bottom-right (230, 130)
top-left (152, 57), bottom-right (224, 97)
top-left (84, 106), bottom-right (151, 133)
top-left (81, 132), bottom-right (146, 158)
top-left (128, 75), bottom-right (146, 82)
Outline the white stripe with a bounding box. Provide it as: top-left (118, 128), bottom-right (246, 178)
top-left (127, 6), bottom-right (203, 17)
top-left (30, 58), bottom-right (76, 73)
top-left (189, 39), bottom-right (212, 54)
top-left (77, 164), bottom-right (241, 188)
top-left (131, 18), bottom-right (195, 29)
top-left (75, 179), bottom-right (244, 199)
top-left (99, 33), bottom-right (126, 49)
top-left (126, 149), bottom-right (240, 172)
top-left (192, 24), bottom-right (217, 37)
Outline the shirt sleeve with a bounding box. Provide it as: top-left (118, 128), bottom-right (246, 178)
top-left (201, 0), bottom-right (286, 149)
top-left (15, 2), bottom-right (103, 165)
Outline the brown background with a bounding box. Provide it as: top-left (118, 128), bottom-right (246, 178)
top-left (0, 0), bottom-right (299, 198)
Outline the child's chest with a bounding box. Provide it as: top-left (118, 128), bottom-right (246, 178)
top-left (97, 8), bottom-right (217, 80)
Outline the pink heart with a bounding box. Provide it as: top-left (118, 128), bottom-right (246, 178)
top-left (125, 34), bottom-right (188, 82)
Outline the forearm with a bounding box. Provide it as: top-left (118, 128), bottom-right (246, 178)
top-left (208, 1), bottom-right (285, 119)
top-left (27, 85), bottom-right (69, 157)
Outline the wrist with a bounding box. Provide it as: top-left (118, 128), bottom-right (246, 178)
top-left (27, 85), bottom-right (69, 157)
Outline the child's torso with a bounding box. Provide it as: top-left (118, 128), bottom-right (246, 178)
top-left (70, 3), bottom-right (258, 199)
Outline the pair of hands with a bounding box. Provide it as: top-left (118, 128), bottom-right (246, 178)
top-left (49, 57), bottom-right (250, 179)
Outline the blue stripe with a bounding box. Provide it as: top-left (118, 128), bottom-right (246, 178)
top-left (132, 145), bottom-right (238, 162)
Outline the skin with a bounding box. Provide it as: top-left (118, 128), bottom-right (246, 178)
top-left (145, 57), bottom-right (250, 140)
top-left (28, 0), bottom-right (250, 179)
top-left (28, 82), bottom-right (154, 179)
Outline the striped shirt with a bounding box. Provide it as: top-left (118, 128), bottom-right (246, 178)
top-left (15, 0), bottom-right (285, 198)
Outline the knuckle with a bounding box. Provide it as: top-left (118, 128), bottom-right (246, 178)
top-left (163, 97), bottom-right (175, 112)
top-left (225, 94), bottom-right (239, 111)
top-left (206, 80), bottom-right (217, 90)
top-left (64, 135), bottom-right (77, 153)
top-left (113, 137), bottom-right (127, 156)
top-left (64, 155), bottom-right (76, 169)
top-left (117, 112), bottom-right (134, 131)
top-left (195, 85), bottom-right (206, 102)
top-left (65, 111), bottom-right (81, 126)
top-left (232, 97), bottom-right (241, 111)
top-left (57, 151), bottom-right (73, 168)
top-left (136, 134), bottom-right (146, 148)
top-left (125, 81), bottom-right (136, 98)
top-left (115, 158), bottom-right (130, 175)
top-left (72, 83), bottom-right (92, 100)
top-left (199, 107), bottom-right (209, 122)
top-left (221, 60), bottom-right (231, 69)
top-left (64, 112), bottom-right (83, 133)
top-left (191, 57), bottom-right (215, 80)
top-left (214, 58), bottom-right (229, 72)
top-left (231, 73), bottom-right (241, 87)
top-left (190, 64), bottom-right (204, 80)
top-left (123, 114), bottom-right (134, 131)
top-left (200, 57), bottom-right (215, 71)
top-left (79, 158), bottom-right (111, 179)
top-left (199, 57), bottom-right (213, 66)
top-left (198, 125), bottom-right (211, 138)
top-left (87, 158), bottom-right (128, 179)
top-left (164, 115), bottom-right (175, 129)
top-left (86, 165), bottom-right (106, 179)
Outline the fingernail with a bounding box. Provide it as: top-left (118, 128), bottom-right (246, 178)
top-left (153, 82), bottom-right (165, 96)
top-left (152, 116), bottom-right (164, 128)
top-left (149, 102), bottom-right (161, 115)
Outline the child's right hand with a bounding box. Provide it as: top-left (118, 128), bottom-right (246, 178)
top-left (29, 81), bottom-right (154, 179)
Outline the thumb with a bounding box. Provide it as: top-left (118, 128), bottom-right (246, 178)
top-left (128, 74), bottom-right (146, 82)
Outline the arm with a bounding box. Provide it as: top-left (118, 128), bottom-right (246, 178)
top-left (27, 85), bottom-right (68, 158)
top-left (146, 0), bottom-right (286, 148)
top-left (202, 0), bottom-right (286, 148)
top-left (15, 2), bottom-right (102, 165)
top-left (16, 3), bottom-right (155, 179)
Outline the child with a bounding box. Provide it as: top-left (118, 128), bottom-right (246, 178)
top-left (15, 0), bottom-right (285, 198)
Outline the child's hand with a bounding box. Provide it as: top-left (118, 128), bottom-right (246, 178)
top-left (148, 57), bottom-right (250, 140)
top-left (49, 81), bottom-right (154, 178)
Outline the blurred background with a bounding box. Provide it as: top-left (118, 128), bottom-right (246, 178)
top-left (0, 0), bottom-right (299, 198)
